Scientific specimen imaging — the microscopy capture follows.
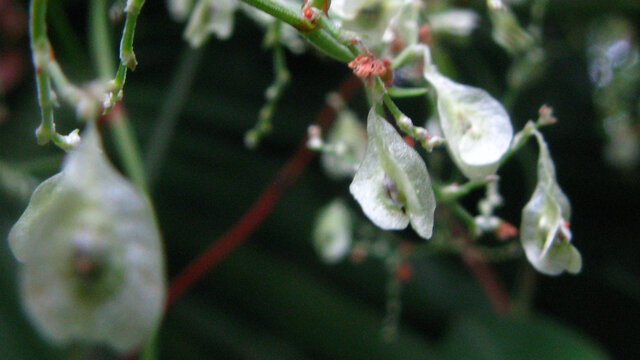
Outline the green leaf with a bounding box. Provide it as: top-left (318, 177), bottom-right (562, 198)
top-left (438, 312), bottom-right (611, 360)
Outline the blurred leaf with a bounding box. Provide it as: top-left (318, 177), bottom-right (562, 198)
top-left (438, 312), bottom-right (611, 360)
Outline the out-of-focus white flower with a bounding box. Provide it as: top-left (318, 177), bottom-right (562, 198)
top-left (184, 0), bottom-right (239, 47)
top-left (9, 126), bottom-right (165, 352)
top-left (331, 0), bottom-right (412, 53)
top-left (167, 0), bottom-right (196, 21)
top-left (313, 199), bottom-right (353, 264)
top-left (428, 9), bottom-right (479, 38)
top-left (321, 109), bottom-right (367, 180)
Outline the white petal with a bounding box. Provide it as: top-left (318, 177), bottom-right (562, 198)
top-left (313, 199), bottom-right (353, 264)
top-left (425, 70), bottom-right (513, 180)
top-left (520, 131), bottom-right (581, 275)
top-left (350, 108), bottom-right (436, 239)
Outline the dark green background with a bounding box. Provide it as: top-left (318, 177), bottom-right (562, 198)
top-left (1, 0), bottom-right (639, 359)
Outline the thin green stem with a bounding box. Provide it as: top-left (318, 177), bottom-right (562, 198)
top-left (240, 0), bottom-right (356, 62)
top-left (110, 112), bottom-right (148, 192)
top-left (438, 178), bottom-right (497, 202)
top-left (30, 0), bottom-right (56, 145)
top-left (313, 14), bottom-right (359, 55)
top-left (104, 0), bottom-right (146, 112)
top-left (387, 87), bottom-right (428, 98)
top-left (240, 0), bottom-right (314, 32)
top-left (145, 46), bottom-right (203, 186)
top-left (89, 0), bottom-right (116, 78)
top-left (245, 21), bottom-right (291, 149)
top-left (90, 0), bottom-right (148, 192)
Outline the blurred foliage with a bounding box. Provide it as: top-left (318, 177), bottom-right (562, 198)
top-left (1, 0), bottom-right (639, 359)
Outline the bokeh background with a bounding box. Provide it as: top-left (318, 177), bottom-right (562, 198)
top-left (1, 0), bottom-right (639, 359)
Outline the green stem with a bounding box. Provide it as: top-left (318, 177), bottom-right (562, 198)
top-left (30, 0), bottom-right (56, 145)
top-left (145, 46), bottom-right (203, 186)
top-left (89, 0), bottom-right (148, 192)
top-left (110, 113), bottom-right (148, 192)
top-left (240, 0), bottom-right (355, 62)
top-left (240, 0), bottom-right (314, 32)
top-left (104, 0), bottom-right (147, 112)
top-left (89, 0), bottom-right (116, 78)
top-left (245, 22), bottom-right (291, 149)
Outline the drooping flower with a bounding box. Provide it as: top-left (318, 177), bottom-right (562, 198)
top-left (428, 9), bottom-right (479, 38)
top-left (349, 108), bottom-right (436, 239)
top-left (8, 126), bottom-right (166, 352)
top-left (424, 63), bottom-right (513, 180)
top-left (321, 109), bottom-right (367, 180)
top-left (520, 131), bottom-right (582, 275)
top-left (331, 0), bottom-right (412, 53)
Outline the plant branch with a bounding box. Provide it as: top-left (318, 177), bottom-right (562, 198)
top-left (240, 0), bottom-right (356, 62)
top-left (104, 0), bottom-right (147, 112)
top-left (90, 0), bottom-right (148, 192)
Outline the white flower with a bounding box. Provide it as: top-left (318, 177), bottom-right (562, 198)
top-left (321, 109), bottom-right (367, 180)
top-left (349, 108), bottom-right (436, 239)
top-left (424, 64), bottom-right (513, 180)
top-left (184, 0), bottom-right (239, 47)
top-left (313, 199), bottom-right (353, 264)
top-left (428, 9), bottom-right (479, 38)
top-left (8, 126), bottom-right (165, 352)
top-left (520, 131), bottom-right (582, 275)
top-left (331, 0), bottom-right (411, 53)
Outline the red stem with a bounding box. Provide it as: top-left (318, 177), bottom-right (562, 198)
top-left (117, 76), bottom-right (360, 360)
top-left (166, 75), bottom-right (361, 308)
top-left (460, 247), bottom-right (511, 315)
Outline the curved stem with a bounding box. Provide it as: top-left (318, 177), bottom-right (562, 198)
top-left (90, 0), bottom-right (148, 192)
top-left (30, 0), bottom-right (56, 145)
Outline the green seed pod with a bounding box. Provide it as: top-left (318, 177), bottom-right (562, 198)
top-left (8, 126), bottom-right (165, 352)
